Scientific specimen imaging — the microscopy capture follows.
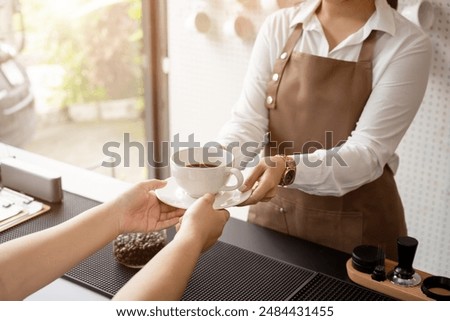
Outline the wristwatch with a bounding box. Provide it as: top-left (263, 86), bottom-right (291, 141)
top-left (276, 154), bottom-right (296, 186)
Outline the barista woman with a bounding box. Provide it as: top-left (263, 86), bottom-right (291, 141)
top-left (217, 0), bottom-right (432, 259)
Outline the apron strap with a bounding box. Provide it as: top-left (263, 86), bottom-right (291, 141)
top-left (265, 25), bottom-right (379, 110)
top-left (358, 30), bottom-right (379, 62)
top-left (265, 24), bottom-right (304, 110)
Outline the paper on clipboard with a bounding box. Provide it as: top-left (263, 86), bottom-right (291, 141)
top-left (0, 187), bottom-right (51, 232)
top-left (0, 204), bottom-right (23, 221)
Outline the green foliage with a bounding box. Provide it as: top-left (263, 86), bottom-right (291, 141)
top-left (22, 0), bottom-right (143, 107)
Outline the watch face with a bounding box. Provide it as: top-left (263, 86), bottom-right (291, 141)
top-left (283, 169), bottom-right (296, 185)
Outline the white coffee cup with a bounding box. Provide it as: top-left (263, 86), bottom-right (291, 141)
top-left (223, 15), bottom-right (256, 41)
top-left (260, 0), bottom-right (295, 12)
top-left (170, 146), bottom-right (244, 198)
top-left (400, 0), bottom-right (434, 30)
top-left (186, 11), bottom-right (212, 34)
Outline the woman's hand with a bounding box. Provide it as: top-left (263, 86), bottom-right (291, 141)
top-left (175, 193), bottom-right (230, 252)
top-left (113, 193), bottom-right (230, 301)
top-left (107, 180), bottom-right (185, 235)
top-left (238, 155), bottom-right (286, 206)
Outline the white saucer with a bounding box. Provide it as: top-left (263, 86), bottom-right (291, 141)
top-left (155, 177), bottom-right (251, 210)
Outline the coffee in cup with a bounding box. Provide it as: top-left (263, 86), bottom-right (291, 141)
top-left (170, 146), bottom-right (244, 198)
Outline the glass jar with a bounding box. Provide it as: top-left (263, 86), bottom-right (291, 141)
top-left (113, 230), bottom-right (167, 268)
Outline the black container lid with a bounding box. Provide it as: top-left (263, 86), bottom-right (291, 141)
top-left (352, 245), bottom-right (382, 274)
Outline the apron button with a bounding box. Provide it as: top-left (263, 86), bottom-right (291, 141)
top-left (266, 96), bottom-right (274, 105)
top-left (279, 207), bottom-right (286, 214)
top-left (280, 52), bottom-right (288, 60)
top-left (272, 73), bottom-right (279, 81)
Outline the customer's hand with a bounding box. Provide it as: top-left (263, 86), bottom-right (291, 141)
top-left (238, 155), bottom-right (286, 206)
top-left (175, 193), bottom-right (230, 252)
top-left (108, 180), bottom-right (185, 234)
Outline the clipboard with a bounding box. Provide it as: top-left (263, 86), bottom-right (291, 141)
top-left (0, 187), bottom-right (51, 233)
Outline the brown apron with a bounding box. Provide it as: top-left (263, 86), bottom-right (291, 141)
top-left (248, 24), bottom-right (407, 259)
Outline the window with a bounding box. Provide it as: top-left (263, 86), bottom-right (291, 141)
top-left (9, 0), bottom-right (148, 183)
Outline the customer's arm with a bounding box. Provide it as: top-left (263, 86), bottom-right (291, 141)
top-left (113, 193), bottom-right (230, 301)
top-left (0, 180), bottom-right (184, 300)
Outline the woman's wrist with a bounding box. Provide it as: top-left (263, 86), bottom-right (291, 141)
top-left (87, 202), bottom-right (122, 241)
top-left (173, 230), bottom-right (204, 253)
top-left (274, 154), bottom-right (297, 186)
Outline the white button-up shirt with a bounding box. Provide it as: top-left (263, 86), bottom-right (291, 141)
top-left (218, 0), bottom-right (432, 196)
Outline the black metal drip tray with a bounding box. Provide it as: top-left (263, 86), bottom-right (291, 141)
top-left (182, 241), bottom-right (393, 301)
top-left (181, 241), bottom-right (314, 301)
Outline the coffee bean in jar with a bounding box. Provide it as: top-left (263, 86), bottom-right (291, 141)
top-left (113, 231), bottom-right (167, 268)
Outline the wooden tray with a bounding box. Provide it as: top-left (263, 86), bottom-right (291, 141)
top-left (346, 258), bottom-right (433, 301)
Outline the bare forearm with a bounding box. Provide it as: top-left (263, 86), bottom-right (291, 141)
top-left (113, 235), bottom-right (203, 301)
top-left (0, 203), bottom-right (117, 300)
